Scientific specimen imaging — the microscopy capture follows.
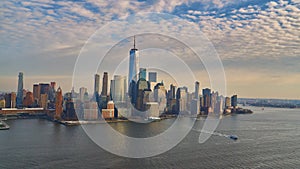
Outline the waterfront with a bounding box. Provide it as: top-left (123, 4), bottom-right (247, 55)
top-left (0, 106), bottom-right (300, 169)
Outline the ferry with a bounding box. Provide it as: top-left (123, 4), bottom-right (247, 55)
top-left (0, 120), bottom-right (10, 130)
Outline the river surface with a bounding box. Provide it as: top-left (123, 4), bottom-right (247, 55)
top-left (0, 106), bottom-right (300, 169)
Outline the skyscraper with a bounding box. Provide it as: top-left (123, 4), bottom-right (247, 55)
top-left (191, 81), bottom-right (200, 115)
top-left (231, 95), bottom-right (238, 108)
top-left (55, 87), bottom-right (63, 120)
top-left (139, 68), bottom-right (146, 80)
top-left (33, 84), bottom-right (39, 104)
top-left (202, 88), bottom-right (211, 114)
top-left (202, 88), bottom-right (211, 108)
top-left (79, 87), bottom-right (87, 101)
top-left (110, 75), bottom-right (127, 103)
top-left (48, 82), bottom-right (56, 102)
top-left (23, 91), bottom-right (34, 107)
top-left (148, 72), bottom-right (157, 83)
top-left (225, 97), bottom-right (231, 108)
top-left (16, 72), bottom-right (23, 108)
top-left (4, 92), bottom-right (16, 108)
top-left (94, 74), bottom-right (100, 101)
top-left (176, 87), bottom-right (188, 113)
top-left (128, 36), bottom-right (139, 87)
top-left (101, 72), bottom-right (108, 96)
top-left (194, 81), bottom-right (200, 99)
top-left (135, 78), bottom-right (150, 110)
top-left (154, 82), bottom-right (167, 113)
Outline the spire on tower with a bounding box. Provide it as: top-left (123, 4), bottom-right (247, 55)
top-left (133, 35), bottom-right (136, 49)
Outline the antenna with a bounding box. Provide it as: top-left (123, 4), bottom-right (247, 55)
top-left (134, 35), bottom-right (136, 49)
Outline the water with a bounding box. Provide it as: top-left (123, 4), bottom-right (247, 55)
top-left (1, 107), bottom-right (300, 169)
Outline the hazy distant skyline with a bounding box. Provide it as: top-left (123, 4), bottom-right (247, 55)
top-left (0, 0), bottom-right (299, 99)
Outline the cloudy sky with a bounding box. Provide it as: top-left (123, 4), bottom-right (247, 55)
top-left (0, 0), bottom-right (299, 99)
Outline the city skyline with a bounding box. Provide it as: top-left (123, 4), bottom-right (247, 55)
top-left (0, 0), bottom-right (299, 99)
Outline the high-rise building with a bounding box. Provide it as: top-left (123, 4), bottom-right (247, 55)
top-left (33, 84), bottom-right (39, 103)
top-left (176, 87), bottom-right (188, 113)
top-left (135, 78), bottom-right (150, 111)
top-left (4, 92), bottom-right (16, 108)
top-left (55, 87), bottom-right (63, 119)
top-left (194, 81), bottom-right (200, 99)
top-left (48, 82), bottom-right (56, 102)
top-left (110, 75), bottom-right (127, 103)
top-left (225, 97), bottom-right (231, 108)
top-left (139, 68), bottom-right (146, 80)
top-left (83, 101), bottom-right (99, 120)
top-left (211, 91), bottom-right (218, 112)
top-left (23, 91), bottom-right (34, 107)
top-left (231, 95), bottom-right (238, 108)
top-left (40, 94), bottom-right (48, 109)
top-left (128, 36), bottom-right (139, 87)
top-left (215, 95), bottom-right (224, 114)
top-left (101, 72), bottom-right (108, 96)
top-left (0, 99), bottom-right (5, 108)
top-left (11, 92), bottom-right (16, 108)
top-left (168, 84), bottom-right (176, 99)
top-left (202, 88), bottom-right (211, 114)
top-left (39, 83), bottom-right (50, 94)
top-left (167, 84), bottom-right (177, 114)
top-left (191, 81), bottom-right (200, 115)
top-left (79, 87), bottom-right (87, 101)
top-left (148, 72), bottom-right (157, 83)
top-left (16, 72), bottom-right (24, 108)
top-left (94, 74), bottom-right (100, 101)
top-left (154, 82), bottom-right (167, 113)
top-left (202, 88), bottom-right (211, 107)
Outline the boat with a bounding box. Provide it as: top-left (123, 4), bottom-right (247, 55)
top-left (229, 135), bottom-right (238, 141)
top-left (0, 120), bottom-right (10, 130)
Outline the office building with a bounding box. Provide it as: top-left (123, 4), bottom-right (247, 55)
top-left (231, 95), bottom-right (238, 108)
top-left (83, 101), bottom-right (99, 120)
top-left (101, 72), bottom-right (108, 96)
top-left (225, 97), bottom-right (231, 108)
top-left (191, 81), bottom-right (200, 115)
top-left (202, 88), bottom-right (211, 114)
top-left (40, 94), bottom-right (48, 109)
top-left (154, 82), bottom-right (167, 113)
top-left (23, 91), bottom-right (34, 107)
top-left (16, 72), bottom-right (23, 108)
top-left (93, 74), bottom-right (100, 101)
top-left (0, 99), bottom-right (5, 108)
top-left (55, 87), bottom-right (63, 119)
top-left (33, 84), bottom-right (39, 102)
top-left (148, 72), bottom-right (157, 82)
top-left (128, 36), bottom-right (139, 87)
top-left (79, 87), bottom-right (87, 101)
top-left (139, 68), bottom-right (146, 80)
top-left (176, 87), bottom-right (188, 113)
top-left (110, 75), bottom-right (126, 103)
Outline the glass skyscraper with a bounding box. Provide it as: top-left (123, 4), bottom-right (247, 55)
top-left (93, 74), bottom-right (100, 101)
top-left (110, 75), bottom-right (127, 103)
top-left (16, 72), bottom-right (23, 108)
top-left (148, 72), bottom-right (157, 82)
top-left (139, 68), bottom-right (146, 80)
top-left (128, 36), bottom-right (139, 88)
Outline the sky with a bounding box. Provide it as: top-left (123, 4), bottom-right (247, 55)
top-left (0, 0), bottom-right (299, 99)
